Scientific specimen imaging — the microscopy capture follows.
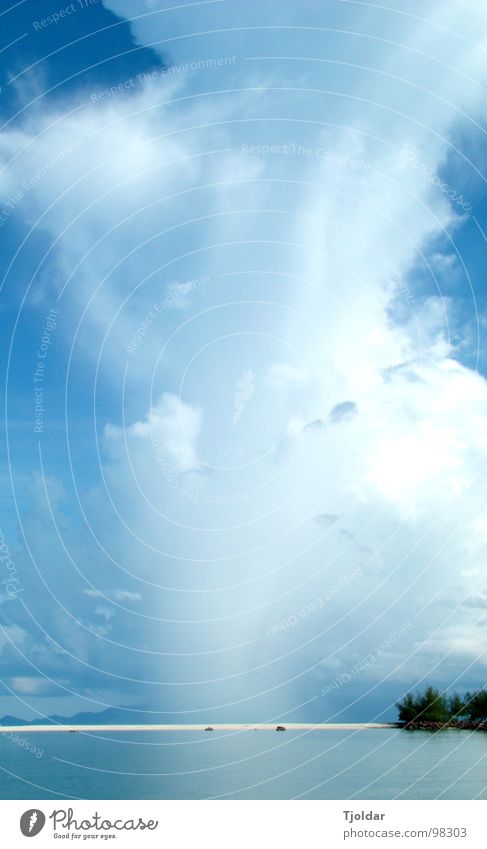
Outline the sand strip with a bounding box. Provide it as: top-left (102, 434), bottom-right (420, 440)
top-left (0, 722), bottom-right (398, 733)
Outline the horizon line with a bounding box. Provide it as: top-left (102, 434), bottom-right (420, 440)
top-left (0, 722), bottom-right (398, 733)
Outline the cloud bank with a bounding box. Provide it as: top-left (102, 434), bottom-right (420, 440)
top-left (1, 0), bottom-right (487, 721)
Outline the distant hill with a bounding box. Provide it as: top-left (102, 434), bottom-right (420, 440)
top-left (0, 706), bottom-right (159, 726)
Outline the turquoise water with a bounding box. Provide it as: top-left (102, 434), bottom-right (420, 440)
top-left (1, 729), bottom-right (486, 800)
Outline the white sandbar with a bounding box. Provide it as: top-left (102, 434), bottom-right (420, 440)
top-left (0, 722), bottom-right (397, 733)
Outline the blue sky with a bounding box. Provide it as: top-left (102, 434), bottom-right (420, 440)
top-left (0, 0), bottom-right (487, 722)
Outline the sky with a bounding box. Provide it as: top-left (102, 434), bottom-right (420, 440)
top-left (0, 0), bottom-right (487, 723)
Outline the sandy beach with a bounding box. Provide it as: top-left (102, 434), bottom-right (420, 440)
top-left (0, 722), bottom-right (397, 733)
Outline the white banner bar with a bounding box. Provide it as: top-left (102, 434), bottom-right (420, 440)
top-left (3, 800), bottom-right (485, 847)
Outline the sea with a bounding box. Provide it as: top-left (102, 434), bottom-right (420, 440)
top-left (1, 728), bottom-right (486, 800)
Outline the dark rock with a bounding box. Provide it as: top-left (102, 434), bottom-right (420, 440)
top-left (401, 720), bottom-right (487, 731)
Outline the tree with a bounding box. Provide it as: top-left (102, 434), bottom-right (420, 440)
top-left (464, 690), bottom-right (487, 722)
top-left (396, 692), bottom-right (418, 723)
top-left (448, 692), bottom-right (465, 719)
top-left (416, 686), bottom-right (449, 722)
top-left (397, 686), bottom-right (487, 725)
top-left (396, 686), bottom-right (449, 724)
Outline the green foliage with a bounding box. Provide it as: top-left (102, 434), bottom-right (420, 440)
top-left (448, 692), bottom-right (466, 719)
top-left (464, 690), bottom-right (487, 722)
top-left (396, 692), bottom-right (419, 723)
top-left (396, 686), bottom-right (487, 724)
top-left (416, 686), bottom-right (449, 722)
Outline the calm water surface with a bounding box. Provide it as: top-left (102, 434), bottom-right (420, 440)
top-left (1, 729), bottom-right (486, 799)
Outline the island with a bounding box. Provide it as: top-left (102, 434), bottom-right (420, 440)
top-left (397, 686), bottom-right (487, 730)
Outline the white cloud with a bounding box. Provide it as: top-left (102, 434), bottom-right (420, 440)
top-left (105, 392), bottom-right (202, 473)
top-left (3, 0), bottom-right (487, 717)
top-left (113, 590), bottom-right (142, 602)
top-left (265, 362), bottom-right (308, 389)
top-left (93, 606), bottom-right (115, 621)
